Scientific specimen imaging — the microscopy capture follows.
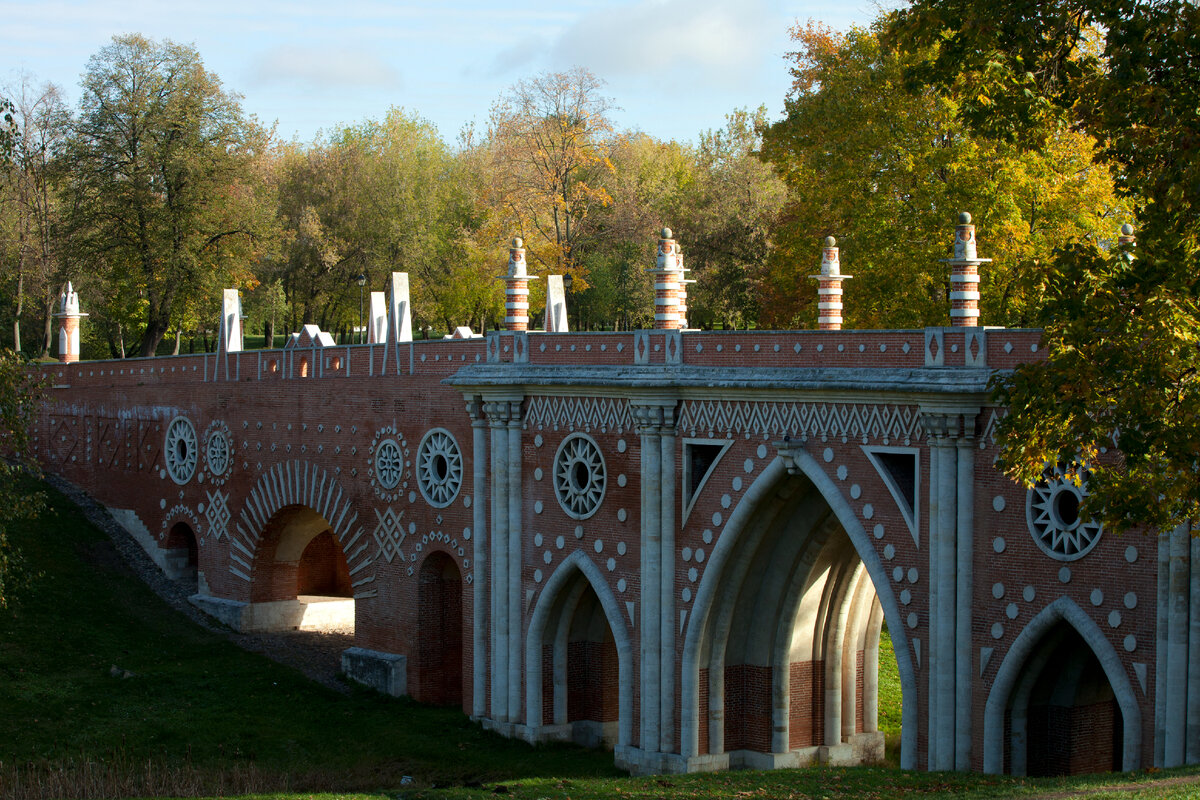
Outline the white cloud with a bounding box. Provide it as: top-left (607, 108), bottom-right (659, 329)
top-left (548, 0), bottom-right (778, 87)
top-left (249, 45), bottom-right (402, 91)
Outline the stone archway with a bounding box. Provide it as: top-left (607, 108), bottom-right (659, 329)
top-left (235, 504), bottom-right (357, 632)
top-left (163, 521), bottom-right (198, 587)
top-left (984, 597), bottom-right (1141, 774)
top-left (525, 551), bottom-right (635, 749)
top-left (682, 455), bottom-right (916, 770)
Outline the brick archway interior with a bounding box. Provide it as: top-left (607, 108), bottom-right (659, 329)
top-left (1006, 623), bottom-right (1122, 776)
top-left (535, 566), bottom-right (623, 748)
top-left (417, 551), bottom-right (463, 706)
top-left (698, 475), bottom-right (886, 761)
top-left (164, 521), bottom-right (198, 586)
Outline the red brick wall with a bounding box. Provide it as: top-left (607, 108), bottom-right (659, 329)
top-left (296, 531), bottom-right (351, 596)
top-left (725, 664), bottom-right (773, 753)
top-left (567, 638), bottom-right (619, 723)
top-left (1027, 699), bottom-right (1119, 776)
top-left (416, 553), bottom-right (463, 706)
top-left (788, 660), bottom-right (825, 749)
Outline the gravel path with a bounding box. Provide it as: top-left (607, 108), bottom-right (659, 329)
top-left (48, 474), bottom-right (354, 694)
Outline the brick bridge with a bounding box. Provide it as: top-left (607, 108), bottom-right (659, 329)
top-left (32, 229), bottom-right (1199, 777)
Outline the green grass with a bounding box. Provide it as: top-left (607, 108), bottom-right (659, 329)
top-left (0, 479), bottom-right (617, 798)
top-left (3, 478), bottom-right (1200, 800)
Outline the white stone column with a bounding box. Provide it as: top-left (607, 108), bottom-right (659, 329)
top-left (659, 409), bottom-right (678, 753)
top-left (468, 398), bottom-right (489, 719)
top-left (1188, 536), bottom-right (1200, 763)
top-left (923, 410), bottom-right (963, 772)
top-left (636, 404), bottom-right (663, 751)
top-left (486, 400), bottom-right (511, 721)
top-left (1165, 522), bottom-right (1190, 766)
top-left (506, 403), bottom-right (524, 720)
top-left (955, 431), bottom-right (975, 770)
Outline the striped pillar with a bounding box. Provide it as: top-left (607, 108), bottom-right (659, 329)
top-left (54, 282), bottom-right (87, 363)
top-left (647, 228), bottom-right (684, 330)
top-left (943, 213), bottom-right (990, 327)
top-left (1119, 222), bottom-right (1136, 248)
top-left (809, 237), bottom-right (851, 330)
top-left (500, 237), bottom-right (538, 331)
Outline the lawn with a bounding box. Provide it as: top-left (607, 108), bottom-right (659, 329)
top-left (2, 478), bottom-right (1198, 800)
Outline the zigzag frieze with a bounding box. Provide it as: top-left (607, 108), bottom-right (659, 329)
top-left (679, 400), bottom-right (924, 445)
top-left (230, 459), bottom-right (376, 597)
top-left (524, 395), bottom-right (634, 434)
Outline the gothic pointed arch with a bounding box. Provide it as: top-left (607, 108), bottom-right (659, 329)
top-left (983, 596), bottom-right (1141, 774)
top-left (681, 453), bottom-right (918, 768)
top-left (525, 550), bottom-right (635, 748)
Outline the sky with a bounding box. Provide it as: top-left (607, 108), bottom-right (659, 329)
top-left (3, 0), bottom-right (881, 146)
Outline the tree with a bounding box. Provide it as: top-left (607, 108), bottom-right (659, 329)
top-left (683, 108), bottom-right (786, 330)
top-left (68, 34), bottom-right (276, 357)
top-left (0, 349), bottom-right (44, 609)
top-left (887, 0), bottom-right (1200, 532)
top-left (759, 22), bottom-right (1127, 330)
top-left (0, 77), bottom-right (73, 357)
top-left (484, 68), bottom-right (616, 283)
top-left (268, 108), bottom-right (495, 337)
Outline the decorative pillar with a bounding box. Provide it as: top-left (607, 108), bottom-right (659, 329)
top-left (921, 407), bottom-right (979, 771)
top-left (500, 238), bottom-right (538, 331)
top-left (467, 397), bottom-right (489, 720)
top-left (633, 400), bottom-right (679, 755)
top-left (485, 399), bottom-right (511, 721)
top-left (648, 228), bottom-right (684, 330)
top-left (544, 274), bottom-right (569, 332)
top-left (54, 282), bottom-right (87, 363)
top-left (941, 213), bottom-right (991, 327)
top-left (809, 237), bottom-right (851, 330)
top-left (1119, 222), bottom-right (1136, 248)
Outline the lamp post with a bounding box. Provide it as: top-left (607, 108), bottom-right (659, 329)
top-left (356, 274), bottom-right (366, 343)
top-left (562, 271), bottom-right (574, 330)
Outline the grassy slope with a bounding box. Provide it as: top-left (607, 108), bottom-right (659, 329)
top-left (2, 479), bottom-right (1199, 800)
top-left (0, 481), bottom-right (617, 796)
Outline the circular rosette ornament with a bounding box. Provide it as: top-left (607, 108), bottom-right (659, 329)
top-left (369, 426), bottom-right (410, 503)
top-left (203, 420), bottom-right (234, 485)
top-left (417, 428), bottom-right (463, 508)
top-left (1026, 462), bottom-right (1103, 561)
top-left (164, 416), bottom-right (199, 485)
top-left (553, 433), bottom-right (606, 520)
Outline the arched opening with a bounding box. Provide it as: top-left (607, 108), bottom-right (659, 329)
top-left (416, 552), bottom-right (463, 707)
top-left (249, 505), bottom-right (355, 632)
top-left (1005, 624), bottom-right (1123, 776)
top-left (526, 555), bottom-right (632, 750)
top-left (684, 457), bottom-right (911, 770)
top-left (299, 356), bottom-right (310, 377)
top-left (163, 521), bottom-right (198, 588)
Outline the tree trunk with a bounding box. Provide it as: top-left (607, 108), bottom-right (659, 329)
top-left (12, 268), bottom-right (22, 354)
top-left (40, 290), bottom-right (54, 359)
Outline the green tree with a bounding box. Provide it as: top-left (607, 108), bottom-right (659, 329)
top-left (888, 0), bottom-right (1200, 531)
top-left (0, 349), bottom-right (44, 608)
top-left (759, 22), bottom-right (1127, 330)
top-left (68, 34), bottom-right (276, 357)
top-left (484, 68), bottom-right (616, 283)
top-left (0, 78), bottom-right (73, 357)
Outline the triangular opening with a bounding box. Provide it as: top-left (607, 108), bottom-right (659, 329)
top-left (863, 446), bottom-right (920, 545)
top-left (682, 438), bottom-right (733, 525)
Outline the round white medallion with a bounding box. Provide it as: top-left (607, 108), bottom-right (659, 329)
top-left (553, 434), bottom-right (606, 520)
top-left (416, 429), bottom-right (462, 507)
top-left (164, 417), bottom-right (198, 485)
top-left (1027, 462), bottom-right (1103, 561)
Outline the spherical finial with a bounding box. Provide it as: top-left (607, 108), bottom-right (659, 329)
top-left (958, 212), bottom-right (972, 225)
top-left (511, 237), bottom-right (523, 249)
top-left (1121, 223), bottom-right (1134, 236)
top-left (824, 236), bottom-right (836, 248)
top-left (661, 227), bottom-right (673, 240)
